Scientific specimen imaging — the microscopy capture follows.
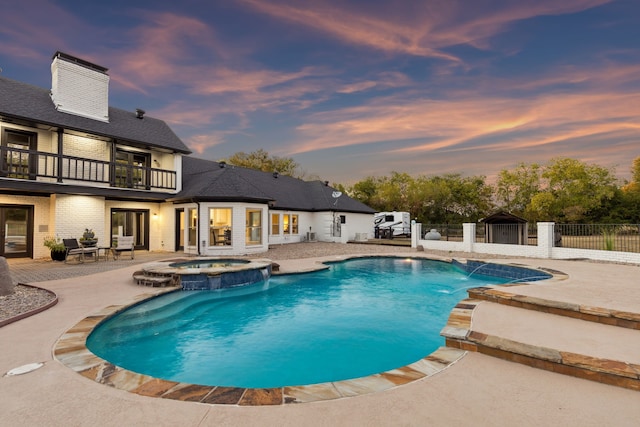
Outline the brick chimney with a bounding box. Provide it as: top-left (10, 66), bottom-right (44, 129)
top-left (50, 51), bottom-right (109, 122)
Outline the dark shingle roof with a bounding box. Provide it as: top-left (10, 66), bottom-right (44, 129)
top-left (175, 157), bottom-right (274, 203)
top-left (0, 76), bottom-right (190, 154)
top-left (173, 157), bottom-right (375, 213)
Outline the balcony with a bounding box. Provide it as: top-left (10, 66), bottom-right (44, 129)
top-left (0, 147), bottom-right (177, 190)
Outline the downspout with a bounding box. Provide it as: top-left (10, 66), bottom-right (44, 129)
top-left (56, 129), bottom-right (63, 183)
top-left (195, 200), bottom-right (201, 256)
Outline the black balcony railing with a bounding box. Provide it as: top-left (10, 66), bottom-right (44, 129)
top-left (0, 147), bottom-right (176, 190)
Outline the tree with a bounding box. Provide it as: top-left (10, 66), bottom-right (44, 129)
top-left (373, 172), bottom-right (414, 212)
top-left (350, 176), bottom-right (381, 208)
top-left (531, 157), bottom-right (618, 222)
top-left (617, 156), bottom-right (640, 222)
top-left (632, 156), bottom-right (640, 187)
top-left (348, 172), bottom-right (493, 223)
top-left (622, 156), bottom-right (640, 193)
top-left (225, 149), bottom-right (302, 177)
top-left (433, 174), bottom-right (493, 222)
top-left (494, 163), bottom-right (541, 217)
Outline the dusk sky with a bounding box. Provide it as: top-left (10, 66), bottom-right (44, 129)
top-left (1, 0), bottom-right (639, 184)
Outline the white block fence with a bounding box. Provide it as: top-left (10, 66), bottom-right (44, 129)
top-left (413, 222), bottom-right (640, 265)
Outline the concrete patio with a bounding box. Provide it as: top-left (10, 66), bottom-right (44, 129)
top-left (1, 245), bottom-right (639, 426)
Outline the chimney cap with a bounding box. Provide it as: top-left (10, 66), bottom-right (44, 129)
top-left (135, 108), bottom-right (145, 119)
top-left (273, 171), bottom-right (279, 178)
top-left (219, 161), bottom-right (226, 168)
top-left (53, 51), bottom-right (108, 73)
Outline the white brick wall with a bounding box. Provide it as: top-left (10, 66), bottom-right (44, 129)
top-left (343, 213), bottom-right (374, 241)
top-left (267, 211), bottom-right (372, 244)
top-left (53, 194), bottom-right (106, 244)
top-left (63, 134), bottom-right (109, 161)
top-left (268, 211), bottom-right (310, 245)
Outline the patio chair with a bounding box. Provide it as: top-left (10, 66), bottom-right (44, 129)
top-left (63, 238), bottom-right (98, 264)
top-left (111, 235), bottom-right (135, 260)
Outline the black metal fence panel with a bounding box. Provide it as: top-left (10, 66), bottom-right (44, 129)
top-left (554, 224), bottom-right (640, 253)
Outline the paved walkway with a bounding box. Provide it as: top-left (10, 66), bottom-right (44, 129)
top-left (1, 245), bottom-right (640, 426)
top-left (6, 251), bottom-right (189, 284)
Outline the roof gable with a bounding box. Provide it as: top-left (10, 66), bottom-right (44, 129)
top-left (481, 211), bottom-right (528, 224)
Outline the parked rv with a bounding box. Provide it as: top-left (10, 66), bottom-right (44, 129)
top-left (373, 212), bottom-right (411, 238)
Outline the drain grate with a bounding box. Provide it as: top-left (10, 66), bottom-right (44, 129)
top-left (4, 362), bottom-right (44, 376)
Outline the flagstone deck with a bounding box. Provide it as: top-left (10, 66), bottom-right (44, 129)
top-left (1, 245), bottom-right (640, 426)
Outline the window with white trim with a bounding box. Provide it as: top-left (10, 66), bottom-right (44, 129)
top-left (209, 208), bottom-right (232, 246)
top-left (246, 209), bottom-right (262, 245)
top-left (271, 213), bottom-right (279, 235)
top-left (187, 208), bottom-right (197, 246)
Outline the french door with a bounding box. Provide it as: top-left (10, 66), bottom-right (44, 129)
top-left (0, 205), bottom-right (33, 258)
top-left (110, 209), bottom-right (149, 250)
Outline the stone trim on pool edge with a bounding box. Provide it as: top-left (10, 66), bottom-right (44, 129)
top-left (441, 292), bottom-right (640, 391)
top-left (53, 301), bottom-right (466, 405)
top-left (53, 256), bottom-right (557, 405)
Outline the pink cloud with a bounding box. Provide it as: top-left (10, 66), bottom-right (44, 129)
top-left (186, 133), bottom-right (228, 154)
top-left (91, 11), bottom-right (338, 111)
top-left (104, 12), bottom-right (224, 90)
top-left (238, 0), bottom-right (461, 62)
top-left (238, 0), bottom-right (612, 61)
top-left (287, 85), bottom-right (640, 162)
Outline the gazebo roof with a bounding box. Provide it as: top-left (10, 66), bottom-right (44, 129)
top-left (480, 211), bottom-right (528, 224)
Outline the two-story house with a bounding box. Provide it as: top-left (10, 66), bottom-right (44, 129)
top-left (0, 52), bottom-right (374, 259)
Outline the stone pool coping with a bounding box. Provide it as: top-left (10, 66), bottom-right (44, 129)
top-left (141, 257), bottom-right (272, 277)
top-left (53, 256), bottom-right (561, 406)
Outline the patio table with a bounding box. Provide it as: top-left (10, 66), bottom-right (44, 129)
top-left (96, 246), bottom-right (113, 261)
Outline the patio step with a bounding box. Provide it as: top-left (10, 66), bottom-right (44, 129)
top-left (132, 271), bottom-right (175, 287)
top-left (442, 299), bottom-right (640, 392)
top-left (467, 286), bottom-right (640, 330)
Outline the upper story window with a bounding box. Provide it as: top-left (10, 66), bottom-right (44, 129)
top-left (1, 129), bottom-right (37, 180)
top-left (114, 149), bottom-right (150, 189)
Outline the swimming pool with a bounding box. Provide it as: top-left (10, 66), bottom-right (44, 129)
top-left (86, 257), bottom-right (549, 389)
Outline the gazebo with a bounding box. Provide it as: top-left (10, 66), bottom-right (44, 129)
top-left (481, 211), bottom-right (528, 245)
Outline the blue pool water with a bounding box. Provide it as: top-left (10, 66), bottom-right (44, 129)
top-left (87, 258), bottom-right (517, 388)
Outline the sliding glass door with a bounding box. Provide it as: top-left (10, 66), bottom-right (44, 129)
top-left (0, 205), bottom-right (33, 258)
top-left (111, 209), bottom-right (149, 250)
